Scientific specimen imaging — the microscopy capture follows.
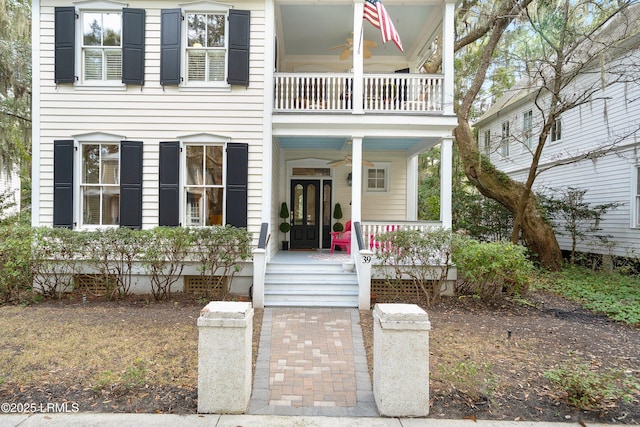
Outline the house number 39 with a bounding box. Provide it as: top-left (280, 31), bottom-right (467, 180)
top-left (362, 256), bottom-right (371, 264)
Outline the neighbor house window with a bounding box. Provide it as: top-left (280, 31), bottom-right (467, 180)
top-left (81, 11), bottom-right (122, 81)
top-left (81, 143), bottom-right (120, 226)
top-left (186, 13), bottom-right (226, 83)
top-left (551, 117), bottom-right (562, 142)
top-left (184, 145), bottom-right (224, 226)
top-left (501, 121), bottom-right (510, 157)
top-left (366, 164), bottom-right (389, 192)
top-left (636, 166), bottom-right (640, 227)
top-left (483, 129), bottom-right (491, 156)
top-left (523, 109), bottom-right (533, 149)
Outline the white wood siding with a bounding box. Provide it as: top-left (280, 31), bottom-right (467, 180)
top-left (477, 54), bottom-right (640, 257)
top-left (36, 0), bottom-right (266, 238)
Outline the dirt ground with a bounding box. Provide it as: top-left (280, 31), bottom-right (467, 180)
top-left (1, 290), bottom-right (639, 423)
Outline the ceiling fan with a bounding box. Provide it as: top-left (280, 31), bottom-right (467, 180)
top-left (329, 36), bottom-right (377, 60)
top-left (327, 154), bottom-right (375, 168)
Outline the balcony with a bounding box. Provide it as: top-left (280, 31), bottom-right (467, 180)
top-left (274, 73), bottom-right (444, 114)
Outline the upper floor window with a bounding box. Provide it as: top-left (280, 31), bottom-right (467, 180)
top-left (81, 143), bottom-right (120, 226)
top-left (483, 129), bottom-right (491, 157)
top-left (184, 144), bottom-right (224, 226)
top-left (551, 117), bottom-right (562, 142)
top-left (186, 13), bottom-right (226, 83)
top-left (501, 121), bottom-right (510, 157)
top-left (82, 12), bottom-right (122, 82)
top-left (523, 110), bottom-right (533, 149)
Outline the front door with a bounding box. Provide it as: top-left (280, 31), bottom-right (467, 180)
top-left (290, 179), bottom-right (320, 249)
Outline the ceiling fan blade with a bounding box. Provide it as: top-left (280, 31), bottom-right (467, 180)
top-left (329, 43), bottom-right (348, 50)
top-left (363, 39), bottom-right (378, 48)
top-left (339, 48), bottom-right (352, 60)
top-left (363, 48), bottom-right (372, 59)
top-left (363, 159), bottom-right (375, 167)
top-left (327, 159), bottom-right (346, 167)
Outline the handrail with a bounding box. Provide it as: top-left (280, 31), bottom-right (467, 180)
top-left (353, 221), bottom-right (365, 251)
top-left (257, 223), bottom-right (269, 249)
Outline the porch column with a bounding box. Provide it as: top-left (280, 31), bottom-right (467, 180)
top-left (351, 136), bottom-right (363, 254)
top-left (261, 0), bottom-right (275, 225)
top-left (442, 1), bottom-right (455, 115)
top-left (440, 137), bottom-right (453, 229)
top-left (406, 155), bottom-right (418, 221)
top-left (352, 0), bottom-right (364, 115)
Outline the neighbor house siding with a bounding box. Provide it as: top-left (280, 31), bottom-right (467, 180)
top-left (35, 0), bottom-right (266, 239)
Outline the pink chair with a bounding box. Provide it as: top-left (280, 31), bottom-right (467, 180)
top-left (330, 220), bottom-right (352, 253)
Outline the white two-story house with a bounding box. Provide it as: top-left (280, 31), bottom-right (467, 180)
top-left (31, 0), bottom-right (457, 308)
top-left (475, 8), bottom-right (640, 261)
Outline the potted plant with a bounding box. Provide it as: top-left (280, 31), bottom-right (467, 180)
top-left (333, 203), bottom-right (344, 232)
top-left (279, 202), bottom-right (291, 250)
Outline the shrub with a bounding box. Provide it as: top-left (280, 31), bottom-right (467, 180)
top-left (191, 226), bottom-right (252, 299)
top-left (453, 237), bottom-right (533, 303)
top-left (0, 224), bottom-right (33, 303)
top-left (139, 227), bottom-right (193, 301)
top-left (31, 227), bottom-right (80, 298)
top-left (437, 360), bottom-right (496, 402)
top-left (544, 359), bottom-right (640, 410)
top-left (375, 227), bottom-right (454, 306)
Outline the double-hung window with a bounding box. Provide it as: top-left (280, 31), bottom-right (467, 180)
top-left (184, 145), bottom-right (224, 226)
top-left (551, 117), bottom-right (562, 142)
top-left (523, 110), bottom-right (533, 149)
top-left (483, 129), bottom-right (491, 157)
top-left (81, 11), bottom-right (122, 82)
top-left (81, 143), bottom-right (120, 225)
top-left (186, 13), bottom-right (226, 83)
top-left (501, 121), bottom-right (510, 157)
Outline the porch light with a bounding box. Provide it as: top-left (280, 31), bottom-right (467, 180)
top-left (347, 173), bottom-right (352, 186)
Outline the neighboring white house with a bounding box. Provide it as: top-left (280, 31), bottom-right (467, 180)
top-left (474, 8), bottom-right (640, 259)
top-left (31, 0), bottom-right (457, 308)
top-left (0, 167), bottom-right (20, 218)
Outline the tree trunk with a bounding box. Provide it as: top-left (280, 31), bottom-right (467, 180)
top-left (454, 120), bottom-right (563, 271)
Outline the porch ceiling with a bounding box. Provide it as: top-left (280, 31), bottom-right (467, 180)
top-left (277, 1), bottom-right (441, 63)
top-left (276, 136), bottom-right (439, 152)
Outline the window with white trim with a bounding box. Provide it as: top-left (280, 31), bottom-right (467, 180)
top-left (551, 117), bottom-right (562, 142)
top-left (186, 12), bottom-right (226, 83)
top-left (523, 109), bottom-right (533, 149)
top-left (501, 121), bottom-right (510, 157)
top-left (184, 145), bottom-right (224, 226)
top-left (80, 143), bottom-right (120, 226)
top-left (81, 11), bottom-right (122, 81)
top-left (635, 166), bottom-right (640, 228)
top-left (366, 164), bottom-right (389, 192)
top-left (483, 129), bottom-right (491, 157)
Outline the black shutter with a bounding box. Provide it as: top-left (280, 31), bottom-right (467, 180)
top-left (119, 141), bottom-right (143, 229)
top-left (122, 8), bottom-right (146, 85)
top-left (55, 7), bottom-right (76, 84)
top-left (53, 140), bottom-right (74, 228)
top-left (225, 143), bottom-right (248, 228)
top-left (159, 141), bottom-right (180, 226)
top-left (160, 9), bottom-right (182, 85)
top-left (227, 10), bottom-right (250, 86)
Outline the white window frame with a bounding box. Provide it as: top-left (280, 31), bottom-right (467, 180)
top-left (523, 109), bottom-right (533, 150)
top-left (550, 116), bottom-right (562, 143)
top-left (483, 129), bottom-right (491, 157)
top-left (74, 132), bottom-right (124, 229)
top-left (179, 134), bottom-right (229, 226)
top-left (501, 121), bottom-right (510, 157)
top-left (181, 1), bottom-right (230, 88)
top-left (365, 163), bottom-right (390, 193)
top-left (633, 165), bottom-right (640, 228)
top-left (74, 0), bottom-right (127, 89)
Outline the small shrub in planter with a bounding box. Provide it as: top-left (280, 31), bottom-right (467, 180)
top-left (333, 203), bottom-right (344, 232)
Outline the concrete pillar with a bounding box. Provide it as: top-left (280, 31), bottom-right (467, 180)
top-left (252, 248), bottom-right (266, 309)
top-left (373, 303), bottom-right (431, 416)
top-left (197, 301), bottom-right (254, 414)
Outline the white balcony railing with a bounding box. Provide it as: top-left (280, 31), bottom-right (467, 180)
top-left (361, 220), bottom-right (442, 255)
top-left (273, 73), bottom-right (444, 113)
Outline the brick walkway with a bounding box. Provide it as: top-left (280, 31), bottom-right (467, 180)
top-left (248, 308), bottom-right (377, 416)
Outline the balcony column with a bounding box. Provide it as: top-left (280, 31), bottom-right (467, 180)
top-left (440, 137), bottom-right (453, 229)
top-left (351, 136), bottom-right (363, 254)
top-left (442, 1), bottom-right (455, 115)
top-left (352, 0), bottom-right (364, 114)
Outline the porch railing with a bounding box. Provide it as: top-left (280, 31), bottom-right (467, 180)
top-left (361, 220), bottom-right (443, 255)
top-left (273, 73), bottom-right (444, 113)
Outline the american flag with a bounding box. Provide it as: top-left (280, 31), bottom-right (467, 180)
top-left (363, 0), bottom-right (403, 52)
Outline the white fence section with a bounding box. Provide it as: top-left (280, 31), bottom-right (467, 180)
top-left (273, 73), bottom-right (444, 113)
top-left (361, 221), bottom-right (442, 255)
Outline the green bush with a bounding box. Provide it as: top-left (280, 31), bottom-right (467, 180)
top-left (0, 224), bottom-right (33, 303)
top-left (31, 227), bottom-right (80, 298)
top-left (452, 237), bottom-right (533, 303)
top-left (544, 359), bottom-right (639, 410)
